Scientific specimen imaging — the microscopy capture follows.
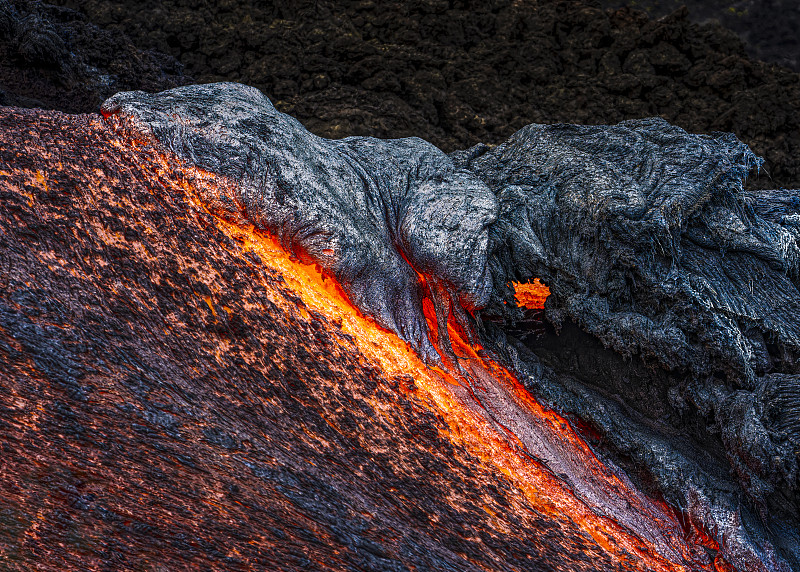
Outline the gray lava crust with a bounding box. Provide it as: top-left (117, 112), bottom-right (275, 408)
top-left (102, 82), bottom-right (496, 366)
top-left (101, 82), bottom-right (800, 570)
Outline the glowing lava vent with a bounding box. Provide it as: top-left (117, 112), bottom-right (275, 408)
top-left (514, 278), bottom-right (550, 310)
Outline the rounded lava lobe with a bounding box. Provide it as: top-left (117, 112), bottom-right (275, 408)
top-left (101, 82), bottom-right (494, 363)
top-left (398, 172), bottom-right (497, 312)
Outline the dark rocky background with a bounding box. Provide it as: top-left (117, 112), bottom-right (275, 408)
top-left (0, 0), bottom-right (186, 112)
top-left (1, 0), bottom-right (799, 190)
top-left (599, 0), bottom-right (800, 72)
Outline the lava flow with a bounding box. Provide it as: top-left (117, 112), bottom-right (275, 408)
top-left (174, 160), bottom-right (719, 571)
top-left (0, 107), bottom-right (737, 571)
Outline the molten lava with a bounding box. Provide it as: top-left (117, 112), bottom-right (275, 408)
top-left (171, 163), bottom-right (719, 571)
top-left (514, 278), bottom-right (550, 310)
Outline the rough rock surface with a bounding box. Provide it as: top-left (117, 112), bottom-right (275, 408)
top-left (49, 0), bottom-right (800, 192)
top-left (598, 0), bottom-right (800, 72)
top-left (100, 82), bottom-right (800, 570)
top-left (0, 0), bottom-right (189, 112)
top-left (465, 119), bottom-right (800, 569)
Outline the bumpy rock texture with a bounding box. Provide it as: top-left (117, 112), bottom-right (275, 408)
top-left (101, 82), bottom-right (800, 570)
top-left (0, 0), bottom-right (189, 111)
top-left (37, 0), bottom-right (800, 192)
top-left (599, 0), bottom-right (800, 72)
top-left (468, 118), bottom-right (800, 568)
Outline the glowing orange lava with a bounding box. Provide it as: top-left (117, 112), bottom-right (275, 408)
top-left (514, 278), bottom-right (550, 309)
top-left (153, 154), bottom-right (720, 571)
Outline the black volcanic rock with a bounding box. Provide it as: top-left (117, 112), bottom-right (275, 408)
top-left (50, 0), bottom-right (800, 191)
top-left (0, 0), bottom-right (189, 112)
top-left (599, 0), bottom-right (800, 73)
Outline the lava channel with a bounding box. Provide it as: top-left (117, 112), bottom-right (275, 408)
top-left (165, 156), bottom-right (722, 572)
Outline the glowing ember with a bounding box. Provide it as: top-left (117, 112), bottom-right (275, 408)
top-left (514, 279), bottom-right (550, 310)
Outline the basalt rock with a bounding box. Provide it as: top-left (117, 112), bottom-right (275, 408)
top-left (598, 0), bottom-right (800, 73)
top-left (0, 0), bottom-right (189, 112)
top-left (100, 81), bottom-right (800, 569)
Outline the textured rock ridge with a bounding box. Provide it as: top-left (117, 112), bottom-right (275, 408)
top-left (102, 82), bottom-right (498, 365)
top-left (467, 117), bottom-right (800, 385)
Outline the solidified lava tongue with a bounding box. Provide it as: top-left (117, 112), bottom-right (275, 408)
top-left (101, 82), bottom-right (499, 367)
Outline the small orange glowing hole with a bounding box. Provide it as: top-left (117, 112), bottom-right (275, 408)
top-left (513, 278), bottom-right (550, 310)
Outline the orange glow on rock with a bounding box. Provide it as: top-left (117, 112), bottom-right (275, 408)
top-left (157, 155), bottom-right (718, 571)
top-left (514, 278), bottom-right (550, 309)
